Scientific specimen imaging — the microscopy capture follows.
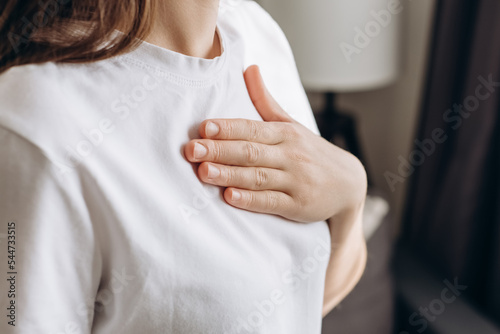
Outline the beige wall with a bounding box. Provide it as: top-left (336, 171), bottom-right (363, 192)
top-left (306, 0), bottom-right (436, 235)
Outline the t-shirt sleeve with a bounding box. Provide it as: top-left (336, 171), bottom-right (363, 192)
top-left (0, 126), bottom-right (101, 333)
top-left (238, 0), bottom-right (321, 136)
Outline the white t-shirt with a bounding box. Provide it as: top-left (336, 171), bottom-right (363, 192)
top-left (0, 1), bottom-right (331, 333)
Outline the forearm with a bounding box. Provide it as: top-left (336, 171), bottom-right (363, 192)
top-left (322, 201), bottom-right (367, 317)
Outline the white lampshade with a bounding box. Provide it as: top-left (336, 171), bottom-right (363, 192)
top-left (259, 0), bottom-right (402, 92)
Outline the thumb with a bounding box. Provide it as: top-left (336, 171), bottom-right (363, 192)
top-left (244, 65), bottom-right (295, 123)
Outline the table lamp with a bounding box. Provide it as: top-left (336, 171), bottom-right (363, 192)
top-left (259, 0), bottom-right (402, 184)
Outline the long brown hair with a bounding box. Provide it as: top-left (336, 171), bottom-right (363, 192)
top-left (0, 0), bottom-right (155, 74)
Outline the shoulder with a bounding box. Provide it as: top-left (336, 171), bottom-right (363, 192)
top-left (0, 63), bottom-right (70, 154)
top-left (0, 61), bottom-right (123, 162)
top-left (220, 0), bottom-right (292, 62)
top-left (0, 61), bottom-right (121, 120)
top-left (0, 62), bottom-right (68, 111)
top-left (220, 0), bottom-right (320, 135)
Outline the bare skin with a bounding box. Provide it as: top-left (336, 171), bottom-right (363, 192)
top-left (144, 0), bottom-right (221, 59)
top-left (148, 0), bottom-right (368, 317)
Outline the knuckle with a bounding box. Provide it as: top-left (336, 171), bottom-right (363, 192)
top-left (224, 167), bottom-right (235, 184)
top-left (286, 149), bottom-right (310, 164)
top-left (254, 167), bottom-right (268, 189)
top-left (247, 120), bottom-right (260, 141)
top-left (266, 192), bottom-right (280, 211)
top-left (294, 191), bottom-right (310, 208)
top-left (284, 123), bottom-right (300, 139)
top-left (290, 122), bottom-right (303, 133)
top-left (244, 142), bottom-right (260, 164)
top-left (277, 123), bottom-right (291, 140)
top-left (247, 191), bottom-right (257, 207)
top-left (261, 125), bottom-right (274, 142)
top-left (210, 142), bottom-right (223, 161)
top-left (225, 120), bottom-right (237, 138)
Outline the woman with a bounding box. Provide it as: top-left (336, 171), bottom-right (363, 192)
top-left (0, 0), bottom-right (367, 333)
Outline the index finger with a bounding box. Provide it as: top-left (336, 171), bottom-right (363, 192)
top-left (199, 118), bottom-right (287, 145)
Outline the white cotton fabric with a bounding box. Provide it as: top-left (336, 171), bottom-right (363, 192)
top-left (0, 1), bottom-right (331, 333)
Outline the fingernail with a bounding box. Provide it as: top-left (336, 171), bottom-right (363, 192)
top-left (231, 190), bottom-right (241, 201)
top-left (207, 164), bottom-right (220, 179)
top-left (193, 142), bottom-right (207, 159)
top-left (206, 122), bottom-right (219, 137)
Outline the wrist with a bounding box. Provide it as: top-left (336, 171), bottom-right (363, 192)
top-left (327, 192), bottom-right (366, 250)
top-left (328, 152), bottom-right (368, 224)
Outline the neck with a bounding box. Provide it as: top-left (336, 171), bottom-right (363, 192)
top-left (145, 0), bottom-right (221, 59)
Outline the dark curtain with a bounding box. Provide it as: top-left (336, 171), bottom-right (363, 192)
top-left (403, 0), bottom-right (500, 326)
